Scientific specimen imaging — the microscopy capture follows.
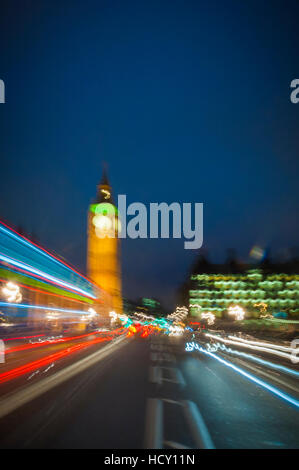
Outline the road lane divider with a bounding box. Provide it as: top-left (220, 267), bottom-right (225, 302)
top-left (144, 398), bottom-right (163, 449)
top-left (149, 366), bottom-right (186, 387)
top-left (150, 344), bottom-right (173, 353)
top-left (150, 352), bottom-right (176, 363)
top-left (182, 400), bottom-right (215, 449)
top-left (149, 366), bottom-right (161, 385)
top-left (144, 398), bottom-right (215, 449)
top-left (163, 440), bottom-right (190, 449)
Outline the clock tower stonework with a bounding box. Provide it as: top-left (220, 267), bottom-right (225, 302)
top-left (87, 169), bottom-right (123, 314)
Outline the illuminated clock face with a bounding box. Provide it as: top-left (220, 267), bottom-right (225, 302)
top-left (93, 214), bottom-right (112, 231)
top-left (90, 202), bottom-right (119, 238)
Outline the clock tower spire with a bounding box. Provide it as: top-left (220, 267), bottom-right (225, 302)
top-left (97, 163), bottom-right (113, 203)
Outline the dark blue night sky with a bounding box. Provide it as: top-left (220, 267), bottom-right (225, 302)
top-left (0, 0), bottom-right (298, 309)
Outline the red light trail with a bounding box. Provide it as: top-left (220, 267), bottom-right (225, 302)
top-left (0, 328), bottom-right (124, 385)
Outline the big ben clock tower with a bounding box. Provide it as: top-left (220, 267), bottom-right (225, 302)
top-left (87, 168), bottom-right (123, 313)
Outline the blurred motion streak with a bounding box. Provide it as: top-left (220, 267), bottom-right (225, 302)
top-left (0, 220), bottom-right (113, 330)
top-left (0, 328), bottom-right (124, 385)
top-left (205, 342), bottom-right (299, 378)
top-left (186, 343), bottom-right (299, 408)
top-left (206, 333), bottom-right (296, 361)
top-left (0, 340), bottom-right (4, 363)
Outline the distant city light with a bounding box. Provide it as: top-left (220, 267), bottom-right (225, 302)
top-left (228, 305), bottom-right (245, 321)
top-left (249, 245), bottom-right (265, 260)
top-left (254, 302), bottom-right (268, 313)
top-left (87, 307), bottom-right (97, 318)
top-left (167, 306), bottom-right (188, 322)
top-left (2, 282), bottom-right (22, 303)
top-left (200, 312), bottom-right (215, 325)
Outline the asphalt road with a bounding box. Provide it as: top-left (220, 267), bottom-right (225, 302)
top-left (0, 333), bottom-right (298, 449)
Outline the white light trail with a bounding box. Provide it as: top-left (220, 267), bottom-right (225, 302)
top-left (0, 253), bottom-right (96, 299)
top-left (205, 342), bottom-right (299, 378)
top-left (185, 343), bottom-right (299, 408)
top-left (0, 302), bottom-right (96, 316)
top-left (227, 335), bottom-right (294, 353)
top-left (205, 333), bottom-right (295, 361)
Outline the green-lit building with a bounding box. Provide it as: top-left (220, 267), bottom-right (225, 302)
top-left (189, 269), bottom-right (299, 319)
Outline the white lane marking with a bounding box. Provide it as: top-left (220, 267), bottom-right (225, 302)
top-left (150, 343), bottom-right (173, 353)
top-left (149, 366), bottom-right (185, 386)
top-left (175, 369), bottom-right (186, 387)
top-left (150, 352), bottom-right (176, 363)
top-left (144, 398), bottom-right (163, 449)
top-left (150, 344), bottom-right (164, 351)
top-left (0, 335), bottom-right (128, 419)
top-left (182, 400), bottom-right (215, 449)
top-left (164, 440), bottom-right (190, 449)
top-left (150, 352), bottom-right (159, 361)
top-left (161, 398), bottom-right (182, 405)
top-left (149, 366), bottom-right (161, 385)
top-left (144, 397), bottom-right (214, 449)
top-left (160, 367), bottom-right (185, 386)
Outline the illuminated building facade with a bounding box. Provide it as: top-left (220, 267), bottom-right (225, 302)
top-left (87, 169), bottom-right (123, 314)
top-left (189, 269), bottom-right (299, 319)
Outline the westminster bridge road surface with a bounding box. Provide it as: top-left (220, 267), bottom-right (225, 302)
top-left (0, 329), bottom-right (298, 449)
